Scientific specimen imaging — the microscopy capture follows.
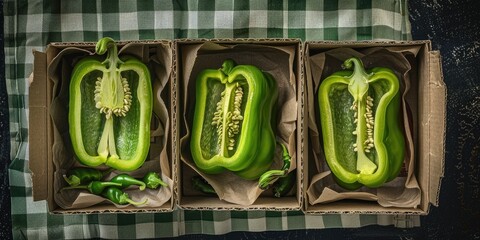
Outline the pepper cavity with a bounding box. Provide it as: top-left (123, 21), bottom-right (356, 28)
top-left (318, 57), bottom-right (405, 189)
top-left (351, 95), bottom-right (376, 154)
top-left (211, 82), bottom-right (245, 153)
top-left (94, 76), bottom-right (132, 119)
top-left (69, 37), bottom-right (153, 171)
top-left (191, 59), bottom-right (278, 180)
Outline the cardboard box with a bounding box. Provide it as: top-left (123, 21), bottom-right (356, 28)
top-left (174, 39), bottom-right (305, 210)
top-left (29, 40), bottom-right (175, 213)
top-left (303, 41), bottom-right (446, 214)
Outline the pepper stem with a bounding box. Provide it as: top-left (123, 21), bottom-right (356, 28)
top-left (220, 59), bottom-right (236, 75)
top-left (143, 172), bottom-right (168, 189)
top-left (125, 197), bottom-right (148, 206)
top-left (96, 37), bottom-right (124, 68)
top-left (63, 175), bottom-right (81, 186)
top-left (258, 142), bottom-right (291, 189)
top-left (94, 37), bottom-right (132, 119)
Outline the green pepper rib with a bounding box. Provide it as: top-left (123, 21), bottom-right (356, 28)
top-left (318, 57), bottom-right (405, 189)
top-left (69, 38), bottom-right (152, 172)
top-left (190, 60), bottom-right (278, 180)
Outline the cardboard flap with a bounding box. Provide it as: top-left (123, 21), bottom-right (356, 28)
top-left (428, 50), bottom-right (446, 206)
top-left (29, 50), bottom-right (48, 201)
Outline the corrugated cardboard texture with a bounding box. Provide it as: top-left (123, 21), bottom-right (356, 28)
top-left (427, 51), bottom-right (446, 207)
top-left (174, 39), bottom-right (304, 211)
top-left (30, 51), bottom-right (48, 201)
top-left (304, 40), bottom-right (446, 215)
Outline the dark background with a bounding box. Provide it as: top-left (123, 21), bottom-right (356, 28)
top-left (1, 0), bottom-right (479, 239)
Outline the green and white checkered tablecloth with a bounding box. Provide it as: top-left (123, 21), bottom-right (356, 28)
top-left (4, 0), bottom-right (416, 238)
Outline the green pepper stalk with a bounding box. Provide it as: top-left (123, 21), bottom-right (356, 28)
top-left (318, 57), bottom-right (405, 189)
top-left (69, 37), bottom-right (153, 171)
top-left (191, 176), bottom-right (217, 195)
top-left (190, 59), bottom-right (278, 180)
top-left (110, 173), bottom-right (147, 190)
top-left (272, 171), bottom-right (296, 198)
top-left (63, 167), bottom-right (112, 187)
top-left (61, 181), bottom-right (122, 195)
top-left (258, 142), bottom-right (291, 189)
top-left (142, 172), bottom-right (168, 189)
top-left (102, 187), bottom-right (148, 206)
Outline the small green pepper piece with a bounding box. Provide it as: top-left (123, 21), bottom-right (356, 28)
top-left (190, 59), bottom-right (278, 180)
top-left (63, 167), bottom-right (111, 187)
top-left (69, 37), bottom-right (153, 171)
top-left (258, 143), bottom-right (291, 189)
top-left (110, 173), bottom-right (146, 190)
top-left (318, 57), bottom-right (405, 189)
top-left (102, 187), bottom-right (148, 206)
top-left (191, 176), bottom-right (217, 195)
top-left (272, 171), bottom-right (296, 198)
top-left (142, 172), bottom-right (168, 189)
top-left (62, 181), bottom-right (122, 195)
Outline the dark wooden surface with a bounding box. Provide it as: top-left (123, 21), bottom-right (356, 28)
top-left (1, 0), bottom-right (479, 239)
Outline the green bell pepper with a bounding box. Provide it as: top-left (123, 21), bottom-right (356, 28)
top-left (190, 59), bottom-right (278, 180)
top-left (317, 57), bottom-right (405, 189)
top-left (69, 37), bottom-right (153, 171)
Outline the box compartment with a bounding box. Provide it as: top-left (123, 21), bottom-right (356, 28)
top-left (29, 40), bottom-right (175, 213)
top-left (174, 39), bottom-right (305, 211)
top-left (303, 41), bottom-right (445, 214)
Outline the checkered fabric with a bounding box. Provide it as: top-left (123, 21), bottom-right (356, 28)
top-left (4, 0), bottom-right (414, 238)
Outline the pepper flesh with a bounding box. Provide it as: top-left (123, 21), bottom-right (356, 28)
top-left (69, 37), bottom-right (152, 171)
top-left (318, 57), bottom-right (405, 189)
top-left (190, 60), bottom-right (278, 180)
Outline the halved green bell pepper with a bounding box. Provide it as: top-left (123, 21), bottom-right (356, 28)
top-left (318, 57), bottom-right (405, 189)
top-left (190, 59), bottom-right (278, 180)
top-left (69, 37), bottom-right (153, 171)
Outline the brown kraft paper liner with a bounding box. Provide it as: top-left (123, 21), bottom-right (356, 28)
top-left (179, 42), bottom-right (298, 205)
top-left (306, 46), bottom-right (421, 208)
top-left (48, 42), bottom-right (173, 209)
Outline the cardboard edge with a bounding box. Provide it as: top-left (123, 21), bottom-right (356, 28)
top-left (177, 196), bottom-right (301, 211)
top-left (172, 40), bottom-right (181, 209)
top-left (29, 50), bottom-right (48, 201)
top-left (297, 38), bottom-right (305, 210)
top-left (51, 204), bottom-right (174, 214)
top-left (428, 50), bottom-right (446, 207)
top-left (302, 42), bottom-right (312, 213)
top-left (304, 40), bottom-right (432, 49)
